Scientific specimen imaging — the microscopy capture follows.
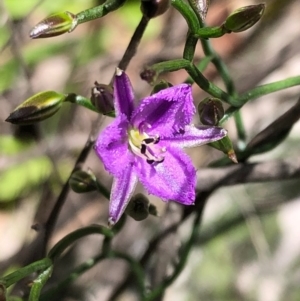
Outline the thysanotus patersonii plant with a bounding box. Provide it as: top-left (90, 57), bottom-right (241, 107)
top-left (2, 0), bottom-right (300, 300)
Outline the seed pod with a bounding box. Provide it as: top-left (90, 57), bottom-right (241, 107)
top-left (198, 97), bottom-right (224, 126)
top-left (91, 82), bottom-right (115, 116)
top-left (125, 193), bottom-right (150, 221)
top-left (6, 91), bottom-right (65, 125)
top-left (69, 170), bottom-right (98, 193)
top-left (223, 4), bottom-right (265, 33)
top-left (30, 11), bottom-right (78, 39)
top-left (140, 0), bottom-right (170, 19)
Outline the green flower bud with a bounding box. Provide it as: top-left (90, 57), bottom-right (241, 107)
top-left (223, 4), bottom-right (265, 33)
top-left (125, 193), bottom-right (150, 221)
top-left (30, 11), bottom-right (78, 39)
top-left (69, 169), bottom-right (97, 193)
top-left (91, 82), bottom-right (115, 116)
top-left (188, 0), bottom-right (210, 21)
top-left (151, 80), bottom-right (172, 95)
top-left (209, 135), bottom-right (238, 163)
top-left (198, 97), bottom-right (224, 126)
top-left (5, 91), bottom-right (65, 125)
top-left (140, 0), bottom-right (170, 19)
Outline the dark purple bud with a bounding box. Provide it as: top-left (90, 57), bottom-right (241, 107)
top-left (69, 169), bottom-right (97, 193)
top-left (223, 4), bottom-right (265, 33)
top-left (125, 193), bottom-right (150, 221)
top-left (6, 91), bottom-right (65, 125)
top-left (30, 11), bottom-right (78, 39)
top-left (198, 97), bottom-right (224, 126)
top-left (91, 82), bottom-right (115, 117)
top-left (140, 67), bottom-right (157, 85)
top-left (140, 0), bottom-right (170, 19)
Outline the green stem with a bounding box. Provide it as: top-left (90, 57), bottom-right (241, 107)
top-left (183, 31), bottom-right (198, 61)
top-left (194, 26), bottom-right (225, 38)
top-left (66, 94), bottom-right (99, 113)
top-left (0, 258), bottom-right (52, 288)
top-left (144, 211), bottom-right (202, 301)
top-left (40, 251), bottom-right (145, 301)
top-left (239, 75), bottom-right (300, 104)
top-left (234, 112), bottom-right (247, 149)
top-left (118, 15), bottom-right (149, 71)
top-left (76, 0), bottom-right (127, 23)
top-left (48, 225), bottom-right (114, 260)
top-left (28, 266), bottom-right (53, 301)
top-left (171, 0), bottom-right (200, 33)
top-left (185, 63), bottom-right (234, 104)
top-left (198, 21), bottom-right (246, 142)
top-left (221, 75), bottom-right (300, 123)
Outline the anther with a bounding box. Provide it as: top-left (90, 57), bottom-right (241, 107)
top-left (141, 144), bottom-right (146, 154)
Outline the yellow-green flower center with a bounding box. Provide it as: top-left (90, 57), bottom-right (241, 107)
top-left (128, 127), bottom-right (166, 164)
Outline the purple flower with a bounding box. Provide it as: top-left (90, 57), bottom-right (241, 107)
top-left (95, 69), bottom-right (227, 225)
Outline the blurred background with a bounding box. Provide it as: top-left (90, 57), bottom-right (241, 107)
top-left (1, 0), bottom-right (300, 300)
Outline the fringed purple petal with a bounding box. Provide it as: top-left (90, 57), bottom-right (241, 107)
top-left (131, 84), bottom-right (195, 137)
top-left (114, 68), bottom-right (135, 118)
top-left (109, 164), bottom-right (138, 225)
top-left (136, 147), bottom-right (196, 204)
top-left (163, 125), bottom-right (227, 148)
top-left (95, 114), bottom-right (134, 177)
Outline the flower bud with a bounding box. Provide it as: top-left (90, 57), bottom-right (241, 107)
top-left (198, 97), bottom-right (224, 126)
top-left (30, 11), bottom-right (78, 39)
top-left (69, 169), bottom-right (97, 193)
top-left (209, 135), bottom-right (238, 163)
top-left (140, 0), bottom-right (170, 19)
top-left (5, 91), bottom-right (65, 125)
top-left (140, 67), bottom-right (157, 85)
top-left (91, 82), bottom-right (115, 116)
top-left (125, 193), bottom-right (150, 221)
top-left (151, 80), bottom-right (171, 95)
top-left (223, 4), bottom-right (265, 33)
top-left (149, 203), bottom-right (158, 216)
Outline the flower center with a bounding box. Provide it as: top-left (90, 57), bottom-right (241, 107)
top-left (128, 127), bottom-right (166, 164)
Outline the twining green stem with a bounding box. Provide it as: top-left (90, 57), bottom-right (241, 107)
top-left (76, 0), bottom-right (127, 23)
top-left (48, 225), bottom-right (114, 260)
top-left (144, 211), bottom-right (202, 301)
top-left (197, 20), bottom-right (247, 144)
top-left (239, 75), bottom-right (300, 103)
top-left (183, 32), bottom-right (198, 61)
top-left (221, 75), bottom-right (300, 123)
top-left (194, 26), bottom-right (225, 38)
top-left (234, 112), bottom-right (247, 149)
top-left (65, 94), bottom-right (99, 113)
top-left (171, 0), bottom-right (199, 32)
top-left (118, 15), bottom-right (149, 71)
top-left (147, 59), bottom-right (235, 104)
top-left (185, 63), bottom-right (234, 104)
top-left (0, 258), bottom-right (52, 288)
top-left (28, 266), bottom-right (53, 301)
top-left (40, 251), bottom-right (145, 301)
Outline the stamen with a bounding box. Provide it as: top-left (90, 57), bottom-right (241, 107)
top-left (141, 144), bottom-right (146, 155)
